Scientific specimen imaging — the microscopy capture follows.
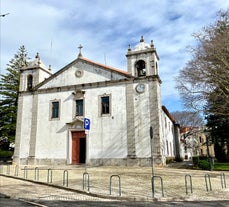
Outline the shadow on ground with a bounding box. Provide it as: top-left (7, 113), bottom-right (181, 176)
top-left (34, 199), bottom-right (229, 207)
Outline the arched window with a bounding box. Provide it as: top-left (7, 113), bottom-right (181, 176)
top-left (27, 75), bottom-right (33, 90)
top-left (135, 60), bottom-right (146, 77)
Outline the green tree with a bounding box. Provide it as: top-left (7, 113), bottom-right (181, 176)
top-left (0, 46), bottom-right (29, 150)
top-left (206, 89), bottom-right (229, 161)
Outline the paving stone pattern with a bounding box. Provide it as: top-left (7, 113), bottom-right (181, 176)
top-left (0, 164), bottom-right (229, 205)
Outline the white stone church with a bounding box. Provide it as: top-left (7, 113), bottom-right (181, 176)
top-left (14, 37), bottom-right (180, 166)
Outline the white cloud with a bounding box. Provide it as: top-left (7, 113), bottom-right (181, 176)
top-left (1, 0), bottom-right (228, 112)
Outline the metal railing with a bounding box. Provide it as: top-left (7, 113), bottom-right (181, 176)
top-left (220, 173), bottom-right (226, 189)
top-left (185, 174), bottom-right (193, 195)
top-left (205, 174), bottom-right (212, 191)
top-left (152, 176), bottom-right (164, 198)
top-left (110, 175), bottom-right (121, 196)
top-left (23, 166), bottom-right (28, 179)
top-left (34, 167), bottom-right (39, 181)
top-left (47, 169), bottom-right (53, 183)
top-left (83, 172), bottom-right (90, 192)
top-left (63, 170), bottom-right (68, 187)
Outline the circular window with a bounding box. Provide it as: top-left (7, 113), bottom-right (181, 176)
top-left (75, 69), bottom-right (84, 78)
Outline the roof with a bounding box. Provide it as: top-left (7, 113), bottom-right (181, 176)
top-left (79, 56), bottom-right (130, 77)
top-left (162, 105), bottom-right (176, 123)
top-left (33, 55), bottom-right (131, 90)
top-left (133, 36), bottom-right (151, 51)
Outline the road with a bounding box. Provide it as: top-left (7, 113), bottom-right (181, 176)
top-left (1, 176), bottom-right (229, 207)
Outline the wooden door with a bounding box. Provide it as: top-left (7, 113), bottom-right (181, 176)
top-left (71, 131), bottom-right (86, 164)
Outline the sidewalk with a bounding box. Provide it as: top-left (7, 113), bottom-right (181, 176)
top-left (0, 164), bottom-right (228, 202)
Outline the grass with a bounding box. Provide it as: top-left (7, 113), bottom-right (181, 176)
top-left (213, 162), bottom-right (229, 171)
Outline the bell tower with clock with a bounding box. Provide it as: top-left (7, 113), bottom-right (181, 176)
top-left (126, 36), bottom-right (160, 77)
top-left (125, 36), bottom-right (165, 166)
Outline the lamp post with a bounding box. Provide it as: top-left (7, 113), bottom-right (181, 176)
top-left (150, 126), bottom-right (154, 176)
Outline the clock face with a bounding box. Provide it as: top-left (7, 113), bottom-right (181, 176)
top-left (136, 83), bottom-right (145, 93)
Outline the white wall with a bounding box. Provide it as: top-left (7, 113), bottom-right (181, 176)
top-left (18, 96), bottom-right (33, 158)
top-left (85, 85), bottom-right (128, 159)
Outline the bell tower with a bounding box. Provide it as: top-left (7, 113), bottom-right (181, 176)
top-left (19, 53), bottom-right (52, 92)
top-left (126, 36), bottom-right (159, 77)
top-left (125, 37), bottom-right (165, 166)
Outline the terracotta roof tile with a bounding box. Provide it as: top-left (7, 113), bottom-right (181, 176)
top-left (79, 56), bottom-right (129, 76)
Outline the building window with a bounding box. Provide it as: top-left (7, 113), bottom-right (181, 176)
top-left (99, 95), bottom-right (111, 116)
top-left (50, 100), bottom-right (60, 119)
top-left (27, 75), bottom-right (33, 90)
top-left (76, 99), bottom-right (84, 116)
top-left (166, 140), bottom-right (169, 155)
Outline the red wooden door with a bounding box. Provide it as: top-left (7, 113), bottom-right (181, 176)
top-left (72, 131), bottom-right (86, 164)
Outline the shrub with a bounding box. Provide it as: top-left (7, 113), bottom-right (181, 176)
top-left (0, 150), bottom-right (13, 158)
top-left (198, 160), bottom-right (210, 170)
top-left (166, 157), bottom-right (175, 164)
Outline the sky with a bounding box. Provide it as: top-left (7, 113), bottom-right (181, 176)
top-left (0, 0), bottom-right (228, 113)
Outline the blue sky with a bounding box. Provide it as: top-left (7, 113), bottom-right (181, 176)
top-left (0, 0), bottom-right (228, 112)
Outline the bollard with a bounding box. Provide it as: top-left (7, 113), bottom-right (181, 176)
top-left (152, 176), bottom-right (164, 198)
top-left (83, 172), bottom-right (90, 192)
top-left (0, 165), bottom-right (3, 174)
top-left (185, 174), bottom-right (193, 195)
top-left (63, 170), bottom-right (68, 187)
top-left (110, 175), bottom-right (121, 196)
top-left (205, 174), bottom-right (212, 191)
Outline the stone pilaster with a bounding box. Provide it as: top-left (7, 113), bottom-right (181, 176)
top-left (148, 78), bottom-right (165, 165)
top-left (28, 93), bottom-right (38, 164)
top-left (13, 94), bottom-right (24, 164)
top-left (126, 83), bottom-right (136, 158)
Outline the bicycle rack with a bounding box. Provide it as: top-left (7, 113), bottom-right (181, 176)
top-left (185, 174), bottom-right (193, 194)
top-left (220, 173), bottom-right (226, 189)
top-left (152, 176), bottom-right (164, 198)
top-left (14, 165), bottom-right (19, 176)
top-left (83, 172), bottom-right (90, 192)
top-left (110, 175), bottom-right (121, 196)
top-left (205, 174), bottom-right (212, 191)
top-left (24, 166), bottom-right (28, 179)
top-left (63, 170), bottom-right (68, 187)
top-left (47, 169), bottom-right (53, 183)
top-left (34, 167), bottom-right (39, 181)
top-left (7, 165), bottom-right (10, 175)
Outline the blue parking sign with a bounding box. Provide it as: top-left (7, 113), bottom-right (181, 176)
top-left (84, 118), bottom-right (90, 130)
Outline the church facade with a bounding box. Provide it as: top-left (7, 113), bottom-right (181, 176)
top-left (13, 37), bottom-right (180, 166)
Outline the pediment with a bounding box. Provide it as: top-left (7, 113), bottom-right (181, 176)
top-left (66, 117), bottom-right (84, 129)
top-left (36, 57), bottom-right (131, 90)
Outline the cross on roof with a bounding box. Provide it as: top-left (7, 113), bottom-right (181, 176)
top-left (78, 44), bottom-right (83, 58)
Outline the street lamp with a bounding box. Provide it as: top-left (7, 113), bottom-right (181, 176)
top-left (150, 126), bottom-right (154, 176)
